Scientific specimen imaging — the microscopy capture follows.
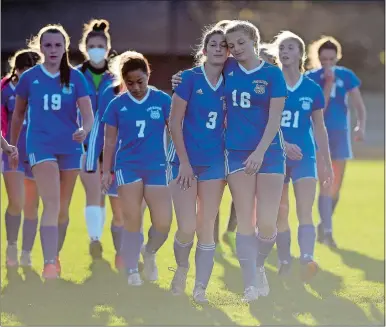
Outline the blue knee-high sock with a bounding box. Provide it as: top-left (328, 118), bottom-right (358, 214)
top-left (195, 242), bottom-right (216, 289)
top-left (57, 220), bottom-right (69, 255)
top-left (318, 195), bottom-right (333, 233)
top-left (22, 218), bottom-right (38, 252)
top-left (40, 225), bottom-right (58, 265)
top-left (236, 233), bottom-right (258, 289)
top-left (256, 232), bottom-right (277, 267)
top-left (146, 226), bottom-right (169, 254)
top-left (298, 224), bottom-right (316, 264)
top-left (276, 230), bottom-right (291, 264)
top-left (173, 237), bottom-right (193, 269)
top-left (5, 211), bottom-right (22, 245)
top-left (111, 224), bottom-right (123, 255)
top-left (121, 230), bottom-right (144, 274)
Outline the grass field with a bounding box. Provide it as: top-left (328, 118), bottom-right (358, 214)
top-left (1, 160), bottom-right (384, 326)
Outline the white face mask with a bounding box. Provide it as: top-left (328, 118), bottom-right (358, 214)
top-left (88, 48), bottom-right (107, 64)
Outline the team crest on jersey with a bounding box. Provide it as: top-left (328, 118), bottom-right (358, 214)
top-left (147, 106), bottom-right (162, 119)
top-left (299, 97), bottom-right (313, 110)
top-left (62, 83), bottom-right (74, 95)
top-left (336, 79), bottom-right (344, 87)
top-left (253, 80), bottom-right (268, 94)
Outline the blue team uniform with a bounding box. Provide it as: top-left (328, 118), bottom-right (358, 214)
top-left (280, 75), bottom-right (325, 183)
top-left (305, 66), bottom-right (361, 160)
top-left (224, 58), bottom-right (287, 175)
top-left (86, 84), bottom-right (120, 196)
top-left (16, 64), bottom-right (90, 170)
top-left (1, 81), bottom-right (33, 178)
top-left (76, 64), bottom-right (114, 149)
top-left (167, 65), bottom-right (226, 182)
top-left (102, 88), bottom-right (171, 187)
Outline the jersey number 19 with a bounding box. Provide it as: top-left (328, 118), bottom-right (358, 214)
top-left (43, 94), bottom-right (61, 111)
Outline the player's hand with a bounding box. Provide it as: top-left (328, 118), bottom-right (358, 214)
top-left (72, 127), bottom-right (87, 143)
top-left (353, 125), bottom-right (365, 142)
top-left (5, 145), bottom-right (19, 170)
top-left (321, 162), bottom-right (334, 189)
top-left (324, 68), bottom-right (335, 84)
top-left (171, 71), bottom-right (183, 90)
top-left (243, 148), bottom-right (265, 175)
top-left (285, 142), bottom-right (303, 160)
top-left (177, 162), bottom-right (195, 190)
top-left (101, 172), bottom-right (113, 194)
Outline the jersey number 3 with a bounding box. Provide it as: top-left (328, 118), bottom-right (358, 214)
top-left (43, 94), bottom-right (61, 111)
top-left (206, 112), bottom-right (218, 129)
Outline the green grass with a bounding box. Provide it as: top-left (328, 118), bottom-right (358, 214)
top-left (1, 160), bottom-right (384, 326)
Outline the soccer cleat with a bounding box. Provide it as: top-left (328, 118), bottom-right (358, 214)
top-left (256, 266), bottom-right (270, 296)
top-left (6, 244), bottom-right (18, 267)
top-left (127, 272), bottom-right (143, 286)
top-left (241, 286), bottom-right (259, 303)
top-left (323, 233), bottom-right (337, 248)
top-left (42, 263), bottom-right (58, 280)
top-left (55, 257), bottom-right (61, 276)
top-left (141, 246), bottom-right (158, 281)
top-left (300, 260), bottom-right (319, 283)
top-left (278, 261), bottom-right (292, 277)
top-left (316, 224), bottom-right (324, 243)
top-left (169, 266), bottom-right (189, 296)
top-left (20, 250), bottom-right (32, 267)
top-left (193, 285), bottom-right (208, 303)
top-left (115, 255), bottom-right (125, 271)
top-left (89, 240), bottom-right (103, 259)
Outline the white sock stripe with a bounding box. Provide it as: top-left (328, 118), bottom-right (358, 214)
top-left (197, 243), bottom-right (216, 250)
top-left (174, 238), bottom-right (193, 247)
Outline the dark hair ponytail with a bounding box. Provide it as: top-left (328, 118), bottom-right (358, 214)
top-left (60, 50), bottom-right (71, 87)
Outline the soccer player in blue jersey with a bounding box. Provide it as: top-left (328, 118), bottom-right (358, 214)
top-left (101, 51), bottom-right (172, 286)
top-left (170, 20), bottom-right (287, 302)
top-left (223, 21), bottom-right (287, 302)
top-left (305, 36), bottom-right (367, 247)
top-left (167, 26), bottom-right (228, 303)
top-left (264, 31), bottom-right (333, 281)
top-left (10, 24), bottom-right (94, 279)
top-left (2, 50), bottom-right (41, 267)
top-left (77, 19), bottom-right (115, 259)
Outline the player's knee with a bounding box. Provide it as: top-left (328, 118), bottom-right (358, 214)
top-left (7, 198), bottom-right (24, 215)
top-left (278, 203), bottom-right (289, 220)
top-left (257, 219), bottom-right (277, 237)
top-left (176, 229), bottom-right (195, 244)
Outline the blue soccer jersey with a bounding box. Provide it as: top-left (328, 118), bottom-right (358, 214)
top-left (280, 75), bottom-right (325, 158)
top-left (102, 87), bottom-right (171, 171)
top-left (167, 65), bottom-right (225, 166)
top-left (85, 84), bottom-right (118, 172)
top-left (305, 66), bottom-right (361, 131)
top-left (223, 57), bottom-right (287, 151)
top-left (15, 64), bottom-right (90, 155)
top-left (76, 66), bottom-right (115, 147)
top-left (1, 81), bottom-right (28, 164)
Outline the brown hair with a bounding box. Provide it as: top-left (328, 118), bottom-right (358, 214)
top-left (79, 19), bottom-right (112, 56)
top-left (194, 25), bottom-right (226, 66)
top-left (224, 20), bottom-right (261, 54)
top-left (307, 35), bottom-right (342, 69)
top-left (28, 24), bottom-right (71, 87)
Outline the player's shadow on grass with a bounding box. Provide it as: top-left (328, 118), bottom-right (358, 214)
top-left (330, 247), bottom-right (385, 283)
top-left (215, 247), bottom-right (381, 326)
top-left (1, 259), bottom-right (235, 326)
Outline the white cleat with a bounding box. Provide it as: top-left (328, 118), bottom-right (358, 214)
top-left (193, 285), bottom-right (208, 303)
top-left (141, 246), bottom-right (158, 281)
top-left (127, 273), bottom-right (143, 286)
top-left (256, 266), bottom-right (270, 296)
top-left (170, 266), bottom-right (189, 296)
top-left (241, 286), bottom-right (259, 303)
